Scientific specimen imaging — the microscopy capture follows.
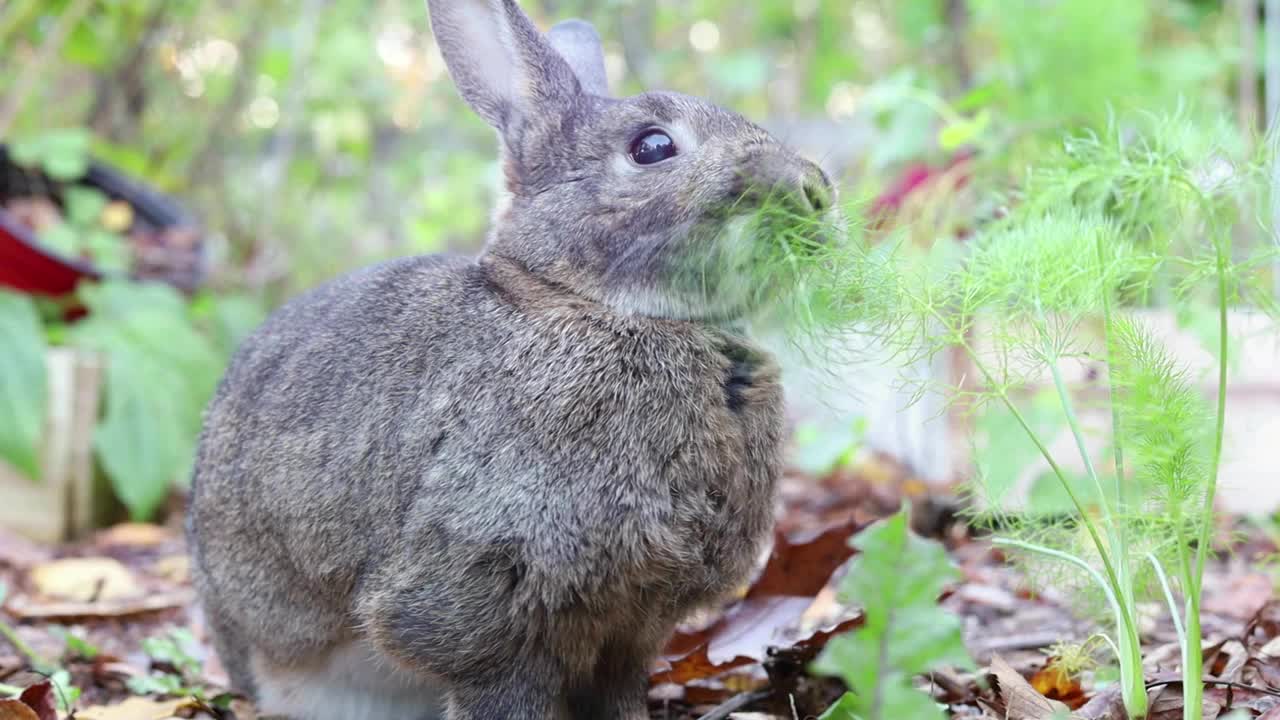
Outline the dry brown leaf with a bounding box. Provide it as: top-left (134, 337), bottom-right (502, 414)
top-left (1030, 662), bottom-right (1086, 709)
top-left (96, 523), bottom-right (172, 548)
top-left (1145, 674), bottom-right (1235, 720)
top-left (148, 555), bottom-right (191, 584)
top-left (76, 697), bottom-right (189, 720)
top-left (1074, 686), bottom-right (1126, 720)
top-left (29, 557), bottom-right (141, 602)
top-left (988, 654), bottom-right (1071, 720)
top-left (0, 700), bottom-right (40, 720)
top-left (1204, 683), bottom-right (1280, 715)
top-left (1208, 639), bottom-right (1249, 682)
top-left (1203, 572), bottom-right (1272, 621)
top-left (7, 588), bottom-right (193, 620)
top-left (1259, 635), bottom-right (1280, 658)
top-left (0, 528), bottom-right (53, 571)
top-left (655, 519), bottom-right (861, 685)
top-left (16, 682), bottom-right (56, 720)
top-left (746, 519), bottom-right (861, 599)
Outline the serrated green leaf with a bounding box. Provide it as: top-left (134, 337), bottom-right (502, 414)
top-left (0, 292), bottom-right (46, 480)
top-left (839, 512), bottom-right (959, 619)
top-left (69, 282), bottom-right (224, 517)
top-left (94, 349), bottom-right (189, 519)
top-left (813, 510), bottom-right (971, 720)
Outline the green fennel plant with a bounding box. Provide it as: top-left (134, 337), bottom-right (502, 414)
top-left (736, 114), bottom-right (1277, 720)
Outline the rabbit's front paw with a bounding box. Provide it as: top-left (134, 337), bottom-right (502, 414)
top-left (719, 339), bottom-right (776, 414)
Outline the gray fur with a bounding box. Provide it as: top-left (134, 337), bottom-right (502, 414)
top-left (188, 1), bottom-right (834, 718)
top-left (547, 20), bottom-right (610, 96)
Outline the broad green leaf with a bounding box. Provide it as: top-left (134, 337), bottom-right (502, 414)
top-left (84, 230), bottom-right (130, 272)
top-left (813, 511), bottom-right (971, 720)
top-left (10, 129), bottom-right (92, 181)
top-left (792, 417), bottom-right (867, 476)
top-left (63, 186), bottom-right (108, 226)
top-left (70, 282), bottom-right (225, 517)
top-left (205, 294), bottom-right (266, 355)
top-left (40, 224), bottom-right (82, 257)
top-left (93, 348), bottom-right (190, 519)
top-left (0, 292), bottom-right (46, 480)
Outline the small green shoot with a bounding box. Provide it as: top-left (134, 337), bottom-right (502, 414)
top-left (128, 627), bottom-right (212, 699)
top-left (50, 625), bottom-right (100, 661)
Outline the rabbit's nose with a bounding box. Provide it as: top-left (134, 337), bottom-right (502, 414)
top-left (802, 174), bottom-right (833, 214)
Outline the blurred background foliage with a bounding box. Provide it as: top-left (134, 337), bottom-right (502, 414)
top-left (0, 0), bottom-right (1274, 520)
top-left (1, 0), bottom-right (1257, 299)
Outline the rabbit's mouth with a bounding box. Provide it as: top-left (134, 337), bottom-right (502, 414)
top-left (658, 208), bottom-right (838, 324)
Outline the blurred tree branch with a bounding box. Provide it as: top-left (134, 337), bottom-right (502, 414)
top-left (86, 0), bottom-right (168, 142)
top-left (186, 2), bottom-right (275, 182)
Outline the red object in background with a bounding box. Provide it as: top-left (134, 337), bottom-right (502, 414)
top-left (0, 211), bottom-right (98, 295)
top-left (868, 149), bottom-right (975, 227)
top-left (0, 144), bottom-right (201, 298)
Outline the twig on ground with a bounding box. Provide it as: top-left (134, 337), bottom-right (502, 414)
top-left (695, 688), bottom-right (773, 720)
top-left (1143, 677), bottom-right (1280, 699)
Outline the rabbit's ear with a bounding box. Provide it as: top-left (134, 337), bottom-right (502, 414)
top-left (547, 19), bottom-right (610, 97)
top-left (427, 0), bottom-right (580, 129)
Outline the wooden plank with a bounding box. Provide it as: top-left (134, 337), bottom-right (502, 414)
top-left (0, 348), bottom-right (102, 542)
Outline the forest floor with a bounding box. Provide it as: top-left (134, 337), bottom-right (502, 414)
top-left (2, 457), bottom-right (1280, 720)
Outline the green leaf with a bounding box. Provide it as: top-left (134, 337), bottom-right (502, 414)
top-left (937, 110), bottom-right (990, 151)
top-left (126, 672), bottom-right (186, 697)
top-left (94, 349), bottom-right (189, 519)
top-left (141, 627), bottom-right (202, 678)
top-left (84, 230), bottom-right (131, 272)
top-left (40, 224), bottom-right (82, 257)
top-left (793, 417), bottom-right (867, 475)
top-left (818, 692), bottom-right (861, 720)
top-left (69, 282), bottom-right (224, 518)
top-left (63, 21), bottom-right (110, 68)
top-left (0, 292), bottom-right (46, 480)
top-left (50, 625), bottom-right (100, 660)
top-left (202, 294), bottom-right (266, 356)
top-left (813, 510), bottom-right (971, 720)
top-left (10, 129), bottom-right (92, 181)
top-left (63, 186), bottom-right (108, 226)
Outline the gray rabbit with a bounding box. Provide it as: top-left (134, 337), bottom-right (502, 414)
top-left (187, 1), bottom-right (835, 718)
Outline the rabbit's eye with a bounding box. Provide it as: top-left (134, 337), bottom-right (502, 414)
top-left (629, 129), bottom-right (678, 165)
